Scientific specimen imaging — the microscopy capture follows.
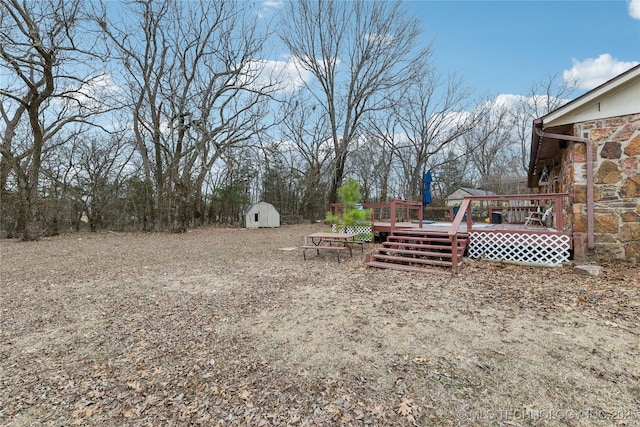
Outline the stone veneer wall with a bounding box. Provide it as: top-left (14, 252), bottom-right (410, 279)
top-left (567, 113), bottom-right (640, 263)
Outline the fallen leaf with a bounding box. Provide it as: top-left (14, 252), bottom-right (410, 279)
top-left (397, 398), bottom-right (414, 417)
top-left (413, 357), bottom-right (428, 365)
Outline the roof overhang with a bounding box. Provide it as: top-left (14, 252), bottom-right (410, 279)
top-left (528, 64), bottom-right (640, 188)
top-left (528, 120), bottom-right (574, 187)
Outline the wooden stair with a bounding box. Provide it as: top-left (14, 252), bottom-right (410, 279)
top-left (367, 229), bottom-right (469, 273)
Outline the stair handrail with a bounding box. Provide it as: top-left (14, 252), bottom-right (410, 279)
top-left (448, 198), bottom-right (472, 272)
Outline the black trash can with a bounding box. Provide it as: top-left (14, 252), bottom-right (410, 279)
top-left (491, 212), bottom-right (502, 224)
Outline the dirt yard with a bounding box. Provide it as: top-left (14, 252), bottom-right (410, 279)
top-left (1, 224), bottom-right (639, 426)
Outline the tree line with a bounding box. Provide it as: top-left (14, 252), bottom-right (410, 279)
top-left (0, 0), bottom-right (574, 240)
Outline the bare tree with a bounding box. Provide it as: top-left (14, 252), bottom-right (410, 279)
top-left (99, 0), bottom-right (273, 232)
top-left (359, 114), bottom-right (404, 202)
top-left (255, 134), bottom-right (316, 221)
top-left (391, 71), bottom-right (476, 200)
top-left (511, 74), bottom-right (577, 174)
top-left (0, 0), bottom-right (110, 240)
top-left (67, 134), bottom-right (133, 232)
top-left (349, 132), bottom-right (395, 203)
top-left (97, 0), bottom-right (171, 232)
top-left (275, 93), bottom-right (333, 219)
top-left (279, 0), bottom-right (430, 205)
top-left (462, 101), bottom-right (516, 192)
top-left (431, 150), bottom-right (472, 201)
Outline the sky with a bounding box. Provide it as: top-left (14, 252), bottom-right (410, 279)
top-left (261, 0), bottom-right (640, 100)
top-left (410, 0), bottom-right (640, 97)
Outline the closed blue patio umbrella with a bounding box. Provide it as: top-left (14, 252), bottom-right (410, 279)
top-left (422, 171), bottom-right (432, 205)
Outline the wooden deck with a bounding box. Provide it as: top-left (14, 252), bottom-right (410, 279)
top-left (368, 219), bottom-right (572, 272)
top-left (373, 220), bottom-right (561, 235)
top-left (334, 194), bottom-right (574, 272)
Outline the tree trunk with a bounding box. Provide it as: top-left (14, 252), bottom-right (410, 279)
top-left (172, 180), bottom-right (188, 233)
top-left (153, 143), bottom-right (164, 232)
top-left (17, 171), bottom-right (41, 241)
top-left (22, 101), bottom-right (48, 241)
top-left (328, 149), bottom-right (347, 205)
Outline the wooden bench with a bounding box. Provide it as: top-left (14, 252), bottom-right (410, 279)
top-left (302, 245), bottom-right (348, 262)
top-left (320, 238), bottom-right (365, 253)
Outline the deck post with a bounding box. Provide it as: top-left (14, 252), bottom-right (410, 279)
top-left (553, 194), bottom-right (564, 230)
top-left (390, 200), bottom-right (396, 234)
top-left (451, 234), bottom-right (458, 272)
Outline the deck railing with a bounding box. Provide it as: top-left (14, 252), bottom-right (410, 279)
top-left (425, 205), bottom-right (455, 221)
top-left (329, 202), bottom-right (386, 224)
top-left (451, 192), bottom-right (568, 231)
top-left (332, 193), bottom-right (570, 272)
top-left (329, 200), bottom-right (427, 226)
top-left (330, 201), bottom-right (454, 225)
top-left (388, 199), bottom-right (423, 230)
top-left (449, 192), bottom-right (570, 271)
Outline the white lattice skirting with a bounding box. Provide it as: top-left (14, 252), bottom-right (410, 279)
top-left (468, 231), bottom-right (571, 266)
top-left (332, 225), bottom-right (372, 242)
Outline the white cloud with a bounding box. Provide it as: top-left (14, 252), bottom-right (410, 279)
top-left (61, 73), bottom-right (122, 111)
top-left (263, 1), bottom-right (283, 8)
top-left (366, 33), bottom-right (394, 46)
top-left (492, 94), bottom-right (527, 110)
top-left (242, 56), bottom-right (314, 93)
top-left (629, 0), bottom-right (640, 19)
top-left (277, 56), bottom-right (315, 91)
top-left (563, 54), bottom-right (640, 90)
top-left (258, 1), bottom-right (283, 18)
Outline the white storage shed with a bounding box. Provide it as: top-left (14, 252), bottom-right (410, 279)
top-left (245, 202), bottom-right (280, 229)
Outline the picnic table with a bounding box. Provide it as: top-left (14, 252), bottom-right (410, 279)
top-left (302, 232), bottom-right (361, 262)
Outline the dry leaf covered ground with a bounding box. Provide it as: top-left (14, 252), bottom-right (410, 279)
top-left (1, 224), bottom-right (639, 426)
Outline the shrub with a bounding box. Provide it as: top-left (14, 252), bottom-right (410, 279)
top-left (326, 177), bottom-right (372, 228)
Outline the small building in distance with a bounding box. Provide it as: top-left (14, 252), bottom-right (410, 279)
top-left (446, 187), bottom-right (496, 220)
top-left (245, 202), bottom-right (280, 229)
top-left (445, 187), bottom-right (496, 206)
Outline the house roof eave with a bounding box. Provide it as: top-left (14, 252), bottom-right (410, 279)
top-left (528, 118), bottom-right (544, 188)
top-left (542, 63), bottom-right (640, 126)
top-left (528, 64), bottom-right (640, 188)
